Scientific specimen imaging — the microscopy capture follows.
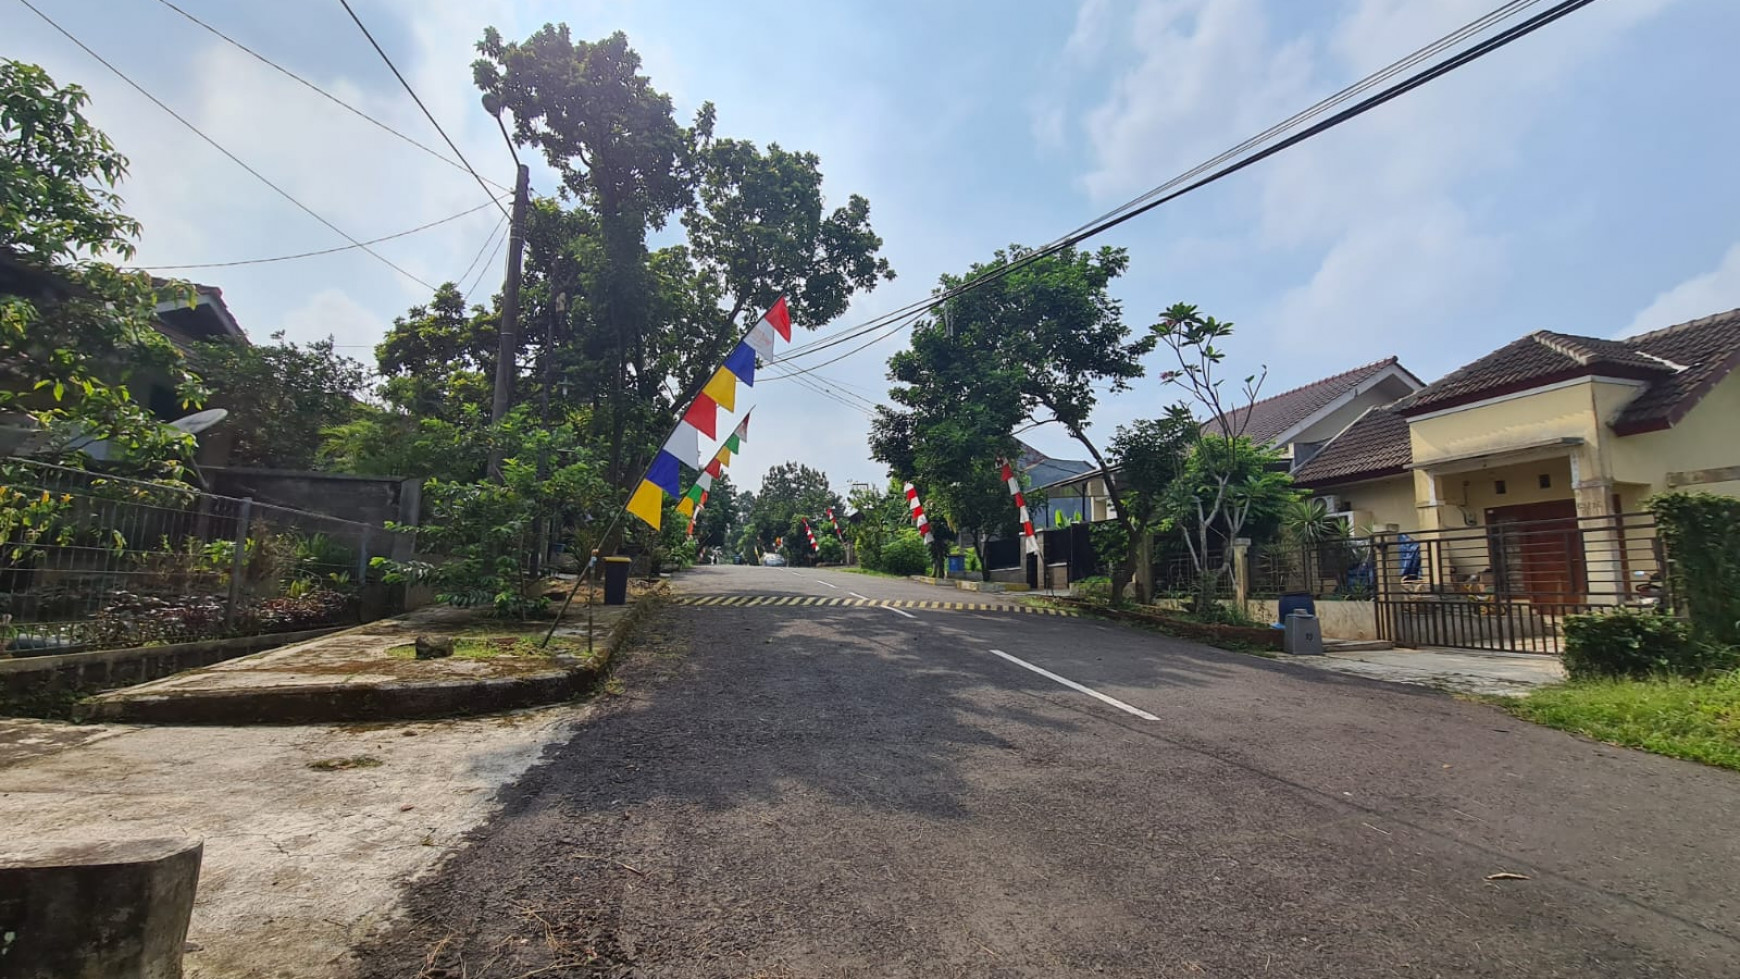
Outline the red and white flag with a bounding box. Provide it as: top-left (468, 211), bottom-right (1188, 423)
top-left (903, 481), bottom-right (934, 545)
top-left (1000, 459), bottom-right (1039, 555)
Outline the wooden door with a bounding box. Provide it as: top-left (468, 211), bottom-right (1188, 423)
top-left (1486, 500), bottom-right (1585, 612)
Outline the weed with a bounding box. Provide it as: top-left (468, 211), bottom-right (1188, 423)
top-left (1498, 671), bottom-right (1740, 772)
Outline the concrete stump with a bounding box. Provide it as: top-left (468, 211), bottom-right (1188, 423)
top-left (413, 635), bottom-right (454, 660)
top-left (0, 838), bottom-right (203, 979)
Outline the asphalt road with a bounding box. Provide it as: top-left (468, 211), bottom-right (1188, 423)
top-left (361, 564), bottom-right (1740, 978)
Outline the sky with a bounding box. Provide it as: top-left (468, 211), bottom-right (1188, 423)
top-left (7, 0), bottom-right (1740, 498)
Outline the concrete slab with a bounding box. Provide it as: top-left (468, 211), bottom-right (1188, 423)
top-left (1282, 644), bottom-right (1565, 697)
top-left (80, 598), bottom-right (648, 725)
top-left (0, 708), bottom-right (582, 978)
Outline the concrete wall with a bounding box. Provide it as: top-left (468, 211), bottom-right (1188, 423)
top-left (1245, 599), bottom-right (1378, 640)
top-left (206, 468), bottom-right (420, 560)
top-left (1605, 371), bottom-right (1740, 498)
top-left (1318, 474), bottom-right (1419, 534)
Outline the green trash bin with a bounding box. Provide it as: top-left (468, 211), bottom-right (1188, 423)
top-left (602, 556), bottom-right (632, 606)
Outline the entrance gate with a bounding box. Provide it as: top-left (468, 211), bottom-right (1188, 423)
top-left (1371, 511), bottom-right (1662, 654)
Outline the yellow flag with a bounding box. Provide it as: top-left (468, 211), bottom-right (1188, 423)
top-left (715, 443), bottom-right (734, 465)
top-left (676, 496), bottom-right (696, 517)
top-left (702, 367), bottom-right (737, 412)
top-left (626, 479), bottom-right (664, 529)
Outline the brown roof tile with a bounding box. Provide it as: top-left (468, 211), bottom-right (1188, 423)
top-left (1204, 357), bottom-right (1407, 445)
top-left (1392, 312), bottom-right (1740, 433)
top-left (1291, 406), bottom-right (1412, 487)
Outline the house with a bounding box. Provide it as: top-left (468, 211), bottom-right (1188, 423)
top-left (1204, 356), bottom-right (1424, 472)
top-left (1296, 309), bottom-right (1740, 528)
top-left (1014, 441), bottom-right (1101, 526)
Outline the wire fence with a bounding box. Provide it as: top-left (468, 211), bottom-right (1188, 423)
top-left (1, 457), bottom-right (411, 655)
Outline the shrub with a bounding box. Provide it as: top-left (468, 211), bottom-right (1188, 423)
top-left (1072, 575), bottom-right (1112, 603)
top-left (1649, 492), bottom-right (1740, 648)
top-left (1560, 608), bottom-right (1727, 680)
top-left (877, 529), bottom-right (930, 577)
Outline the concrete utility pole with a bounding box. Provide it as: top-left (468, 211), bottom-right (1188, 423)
top-left (488, 162), bottom-right (531, 477)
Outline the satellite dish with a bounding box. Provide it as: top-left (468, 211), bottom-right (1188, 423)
top-left (169, 408), bottom-right (229, 435)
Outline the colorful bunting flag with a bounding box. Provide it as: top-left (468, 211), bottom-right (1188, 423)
top-left (676, 496), bottom-right (696, 518)
top-left (1000, 458), bottom-right (1039, 555)
top-left (625, 299), bottom-right (784, 533)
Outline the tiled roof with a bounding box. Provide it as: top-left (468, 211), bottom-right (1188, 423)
top-left (1291, 406), bottom-right (1412, 487)
top-left (1204, 357), bottom-right (1405, 446)
top-left (1015, 439), bottom-right (1093, 489)
top-left (1612, 308), bottom-right (1740, 433)
top-left (1391, 311), bottom-right (1740, 434)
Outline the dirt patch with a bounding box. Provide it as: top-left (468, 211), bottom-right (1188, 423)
top-left (307, 754), bottom-right (384, 771)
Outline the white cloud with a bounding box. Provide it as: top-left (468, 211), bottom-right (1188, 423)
top-left (274, 288), bottom-right (385, 347)
top-left (1622, 244), bottom-right (1740, 337)
top-left (1080, 0), bottom-right (1314, 199)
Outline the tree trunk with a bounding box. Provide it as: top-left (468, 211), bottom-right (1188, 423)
top-left (1131, 528), bottom-right (1153, 604)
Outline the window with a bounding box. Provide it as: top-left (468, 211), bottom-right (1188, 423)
top-left (1495, 479), bottom-right (1507, 495)
top-left (1538, 473), bottom-right (1552, 489)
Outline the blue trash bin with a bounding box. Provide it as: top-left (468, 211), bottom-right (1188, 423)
top-left (946, 554), bottom-right (965, 575)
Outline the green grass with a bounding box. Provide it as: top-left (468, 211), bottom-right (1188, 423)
top-left (832, 565), bottom-right (906, 579)
top-left (1499, 671), bottom-right (1740, 772)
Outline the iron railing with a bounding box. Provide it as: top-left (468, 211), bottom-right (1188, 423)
top-left (1, 458), bottom-right (410, 654)
top-left (1369, 511), bottom-right (1663, 654)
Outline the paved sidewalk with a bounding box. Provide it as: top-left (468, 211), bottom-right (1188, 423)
top-left (1284, 644), bottom-right (1565, 696)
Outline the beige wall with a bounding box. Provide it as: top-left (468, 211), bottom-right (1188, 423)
top-left (1603, 371), bottom-right (1740, 498)
top-left (1311, 474), bottom-right (1418, 533)
top-left (1245, 599), bottom-right (1378, 640)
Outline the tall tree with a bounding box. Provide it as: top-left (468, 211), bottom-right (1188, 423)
top-left (475, 27), bottom-right (707, 487)
top-left (1, 60), bottom-right (197, 474)
top-left (742, 462), bottom-right (840, 566)
top-left (1107, 407), bottom-right (1200, 597)
top-left (374, 283), bottom-right (500, 424)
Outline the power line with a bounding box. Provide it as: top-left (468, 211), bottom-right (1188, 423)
top-left (336, 0), bottom-right (510, 219)
top-left (463, 220), bottom-right (509, 298)
top-left (17, 0), bottom-right (435, 291)
top-left (455, 213), bottom-right (509, 291)
top-left (147, 0), bottom-right (510, 193)
top-left (768, 0), bottom-right (1584, 369)
top-left (138, 196), bottom-right (506, 270)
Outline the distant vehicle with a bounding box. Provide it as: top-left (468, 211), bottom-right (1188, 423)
top-left (761, 553), bottom-right (786, 567)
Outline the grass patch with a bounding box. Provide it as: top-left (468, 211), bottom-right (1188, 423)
top-left (833, 565), bottom-right (905, 579)
top-left (1498, 672), bottom-right (1740, 772)
top-left (385, 632), bottom-right (592, 661)
top-left (308, 755), bottom-right (383, 771)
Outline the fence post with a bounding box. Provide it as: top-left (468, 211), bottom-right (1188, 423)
top-left (225, 497), bottom-right (252, 629)
top-left (1231, 536), bottom-right (1251, 611)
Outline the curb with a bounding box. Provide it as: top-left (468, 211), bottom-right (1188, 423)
top-left (76, 591), bottom-right (665, 726)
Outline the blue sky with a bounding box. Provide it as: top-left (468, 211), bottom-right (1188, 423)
top-left (6, 0), bottom-right (1738, 495)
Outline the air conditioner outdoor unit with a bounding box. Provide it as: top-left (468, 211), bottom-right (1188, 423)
top-left (1314, 494), bottom-right (1342, 513)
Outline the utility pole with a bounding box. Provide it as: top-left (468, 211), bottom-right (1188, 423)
top-left (488, 162), bottom-right (531, 477)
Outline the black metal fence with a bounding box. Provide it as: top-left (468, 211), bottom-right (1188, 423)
top-left (1, 458), bottom-right (410, 654)
top-left (1250, 537), bottom-right (1376, 600)
top-left (1370, 511), bottom-right (1663, 654)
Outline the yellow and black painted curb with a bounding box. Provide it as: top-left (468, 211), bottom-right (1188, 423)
top-left (669, 595), bottom-right (1079, 616)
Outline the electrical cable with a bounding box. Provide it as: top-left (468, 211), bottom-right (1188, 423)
top-left (766, 0), bottom-right (1581, 368)
top-left (17, 0), bottom-right (436, 291)
top-left (462, 220), bottom-right (509, 298)
top-left (455, 213), bottom-right (509, 292)
top-left (336, 0), bottom-right (511, 219)
top-left (147, 0), bottom-right (511, 193)
top-left (138, 196), bottom-right (507, 270)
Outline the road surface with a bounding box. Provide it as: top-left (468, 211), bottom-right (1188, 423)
top-left (360, 564), bottom-right (1740, 978)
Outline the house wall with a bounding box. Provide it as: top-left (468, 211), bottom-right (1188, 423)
top-left (1603, 371), bottom-right (1740, 499)
top-left (1290, 387), bottom-right (1406, 462)
top-left (1311, 474), bottom-right (1417, 533)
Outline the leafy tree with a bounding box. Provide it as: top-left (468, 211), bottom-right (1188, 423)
top-left (742, 462), bottom-right (840, 566)
top-left (692, 471), bottom-right (740, 550)
top-left (1150, 303), bottom-right (1293, 611)
top-left (1, 60), bottom-right (198, 474)
top-left (1107, 406), bottom-right (1200, 597)
top-left (193, 333), bottom-right (367, 470)
top-left (878, 244), bottom-right (1151, 585)
top-left (375, 283), bottom-right (499, 423)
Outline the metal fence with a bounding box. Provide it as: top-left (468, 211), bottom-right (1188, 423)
top-left (1370, 512), bottom-right (1663, 654)
top-left (1, 458), bottom-right (410, 654)
top-left (1250, 537), bottom-right (1377, 600)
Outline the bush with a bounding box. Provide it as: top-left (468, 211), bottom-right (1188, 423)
top-left (876, 529), bottom-right (930, 577)
top-left (1561, 609), bottom-right (1729, 680)
top-left (1649, 492), bottom-right (1740, 648)
top-left (1072, 575), bottom-right (1112, 603)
